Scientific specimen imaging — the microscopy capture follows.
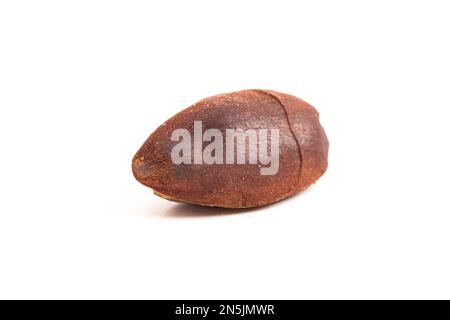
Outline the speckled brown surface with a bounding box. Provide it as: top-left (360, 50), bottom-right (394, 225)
top-left (132, 89), bottom-right (328, 208)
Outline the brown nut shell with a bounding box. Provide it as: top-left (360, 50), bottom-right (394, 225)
top-left (132, 89), bottom-right (328, 208)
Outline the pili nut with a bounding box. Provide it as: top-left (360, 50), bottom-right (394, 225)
top-left (132, 89), bottom-right (329, 209)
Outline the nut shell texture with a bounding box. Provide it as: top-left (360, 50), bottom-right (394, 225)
top-left (132, 89), bottom-right (328, 208)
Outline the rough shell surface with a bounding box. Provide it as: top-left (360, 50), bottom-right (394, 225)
top-left (132, 89), bottom-right (328, 208)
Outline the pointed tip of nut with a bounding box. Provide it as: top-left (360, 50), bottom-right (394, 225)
top-left (132, 150), bottom-right (170, 191)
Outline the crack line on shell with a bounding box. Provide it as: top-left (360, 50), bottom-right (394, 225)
top-left (252, 89), bottom-right (303, 192)
top-left (240, 192), bottom-right (246, 208)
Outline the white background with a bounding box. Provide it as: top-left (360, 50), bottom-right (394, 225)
top-left (1, 1), bottom-right (449, 299)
